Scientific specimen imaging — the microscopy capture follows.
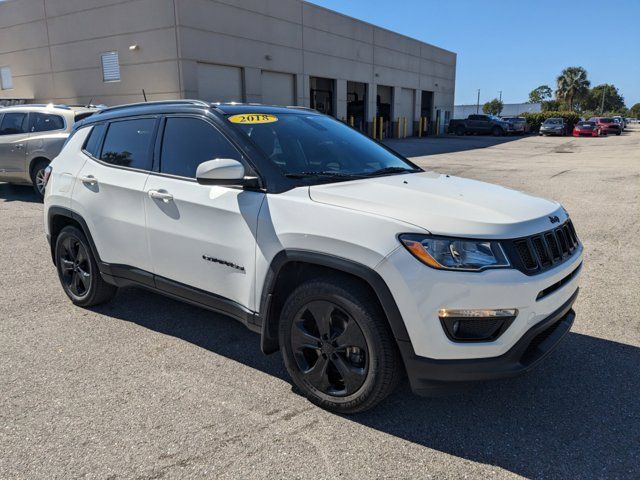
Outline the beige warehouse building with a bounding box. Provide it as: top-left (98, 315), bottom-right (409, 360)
top-left (0, 0), bottom-right (456, 136)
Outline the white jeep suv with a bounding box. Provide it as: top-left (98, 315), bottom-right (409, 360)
top-left (43, 100), bottom-right (583, 413)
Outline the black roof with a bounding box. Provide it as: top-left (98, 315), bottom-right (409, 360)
top-left (74, 100), bottom-right (318, 130)
top-left (213, 103), bottom-right (317, 115)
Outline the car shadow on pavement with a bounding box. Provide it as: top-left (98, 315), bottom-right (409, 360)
top-left (97, 287), bottom-right (639, 479)
top-left (384, 134), bottom-right (527, 158)
top-left (0, 183), bottom-right (41, 203)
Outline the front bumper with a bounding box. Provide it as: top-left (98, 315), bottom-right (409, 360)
top-left (540, 128), bottom-right (564, 135)
top-left (398, 289), bottom-right (577, 395)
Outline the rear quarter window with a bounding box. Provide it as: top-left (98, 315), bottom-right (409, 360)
top-left (82, 123), bottom-right (107, 158)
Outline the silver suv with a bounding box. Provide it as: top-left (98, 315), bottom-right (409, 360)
top-left (0, 104), bottom-right (98, 198)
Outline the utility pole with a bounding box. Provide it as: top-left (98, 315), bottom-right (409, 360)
top-left (476, 89), bottom-right (480, 114)
top-left (600, 86), bottom-right (606, 115)
top-left (498, 91), bottom-right (502, 102)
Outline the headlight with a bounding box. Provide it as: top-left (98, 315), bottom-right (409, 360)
top-left (399, 234), bottom-right (510, 271)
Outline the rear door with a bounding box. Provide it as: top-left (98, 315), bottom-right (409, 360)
top-left (143, 115), bottom-right (264, 312)
top-left (0, 111), bottom-right (29, 180)
top-left (71, 117), bottom-right (158, 276)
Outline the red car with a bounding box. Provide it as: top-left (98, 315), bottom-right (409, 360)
top-left (589, 117), bottom-right (622, 136)
top-left (573, 121), bottom-right (605, 137)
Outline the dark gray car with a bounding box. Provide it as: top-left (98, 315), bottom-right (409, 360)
top-left (539, 118), bottom-right (567, 136)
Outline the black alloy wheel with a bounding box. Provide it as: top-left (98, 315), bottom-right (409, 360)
top-left (54, 226), bottom-right (117, 306)
top-left (290, 300), bottom-right (368, 397)
top-left (58, 235), bottom-right (92, 299)
top-left (279, 278), bottom-right (402, 413)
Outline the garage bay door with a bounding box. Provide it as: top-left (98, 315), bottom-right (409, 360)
top-left (399, 88), bottom-right (415, 135)
top-left (261, 71), bottom-right (294, 106)
top-left (197, 63), bottom-right (243, 103)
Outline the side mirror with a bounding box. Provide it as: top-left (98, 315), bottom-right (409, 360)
top-left (196, 158), bottom-right (246, 186)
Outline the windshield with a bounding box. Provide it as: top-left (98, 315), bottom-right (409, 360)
top-left (578, 122), bottom-right (595, 127)
top-left (227, 113), bottom-right (418, 178)
top-left (600, 117), bottom-right (614, 123)
top-left (544, 119), bottom-right (562, 125)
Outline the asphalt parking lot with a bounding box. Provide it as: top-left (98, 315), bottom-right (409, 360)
top-left (1, 127), bottom-right (639, 479)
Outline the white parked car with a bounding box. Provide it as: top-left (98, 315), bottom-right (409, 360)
top-left (43, 100), bottom-right (583, 413)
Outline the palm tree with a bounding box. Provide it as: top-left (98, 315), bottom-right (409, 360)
top-left (556, 67), bottom-right (590, 111)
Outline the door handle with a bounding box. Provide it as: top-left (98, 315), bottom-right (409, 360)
top-left (14, 144), bottom-right (24, 150)
top-left (148, 190), bottom-right (174, 202)
top-left (80, 175), bottom-right (98, 185)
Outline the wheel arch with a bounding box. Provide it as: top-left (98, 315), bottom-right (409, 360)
top-left (48, 207), bottom-right (102, 266)
top-left (258, 250), bottom-right (410, 355)
top-left (28, 156), bottom-right (51, 178)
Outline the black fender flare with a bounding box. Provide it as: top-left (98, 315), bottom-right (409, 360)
top-left (258, 249), bottom-right (411, 354)
top-left (47, 206), bottom-right (103, 265)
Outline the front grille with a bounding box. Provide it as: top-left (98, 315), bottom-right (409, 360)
top-left (504, 219), bottom-right (580, 275)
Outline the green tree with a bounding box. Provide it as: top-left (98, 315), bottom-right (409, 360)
top-left (528, 85), bottom-right (552, 104)
top-left (629, 103), bottom-right (640, 118)
top-left (555, 67), bottom-right (590, 111)
top-left (482, 98), bottom-right (504, 116)
top-left (583, 84), bottom-right (626, 114)
top-left (541, 100), bottom-right (560, 112)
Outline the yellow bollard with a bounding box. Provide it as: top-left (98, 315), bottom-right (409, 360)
top-left (379, 117), bottom-right (383, 140)
top-left (373, 116), bottom-right (377, 139)
top-left (403, 117), bottom-right (407, 138)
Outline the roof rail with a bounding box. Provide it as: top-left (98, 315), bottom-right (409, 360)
top-left (286, 106), bottom-right (316, 112)
top-left (5, 103), bottom-right (72, 110)
top-left (96, 99), bottom-right (210, 114)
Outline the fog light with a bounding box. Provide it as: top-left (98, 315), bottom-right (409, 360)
top-left (438, 308), bottom-right (518, 342)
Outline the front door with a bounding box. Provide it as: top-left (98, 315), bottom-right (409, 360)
top-left (144, 115), bottom-right (264, 312)
top-left (0, 112), bottom-right (29, 181)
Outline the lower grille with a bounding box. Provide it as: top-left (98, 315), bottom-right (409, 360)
top-left (521, 316), bottom-right (565, 365)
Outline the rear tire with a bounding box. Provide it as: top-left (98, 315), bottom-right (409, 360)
top-left (492, 126), bottom-right (503, 136)
top-left (279, 277), bottom-right (402, 414)
top-left (30, 159), bottom-right (49, 200)
top-left (54, 226), bottom-right (117, 307)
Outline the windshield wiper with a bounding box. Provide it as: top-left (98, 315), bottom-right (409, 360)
top-left (284, 171), bottom-right (365, 179)
top-left (364, 166), bottom-right (419, 177)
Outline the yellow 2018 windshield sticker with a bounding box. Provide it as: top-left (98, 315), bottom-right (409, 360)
top-left (228, 114), bottom-right (278, 124)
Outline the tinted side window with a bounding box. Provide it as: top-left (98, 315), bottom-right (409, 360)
top-left (100, 118), bottom-right (155, 170)
top-left (83, 123), bottom-right (107, 158)
top-left (30, 113), bottom-right (65, 132)
top-left (0, 112), bottom-right (28, 135)
top-left (160, 117), bottom-right (241, 178)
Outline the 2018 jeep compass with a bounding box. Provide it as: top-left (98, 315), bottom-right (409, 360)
top-left (43, 100), bottom-right (582, 413)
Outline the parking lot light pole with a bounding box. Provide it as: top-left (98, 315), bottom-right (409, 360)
top-left (476, 89), bottom-right (480, 114)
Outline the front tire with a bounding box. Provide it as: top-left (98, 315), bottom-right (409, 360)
top-left (279, 277), bottom-right (402, 414)
top-left (455, 125), bottom-right (465, 136)
top-left (492, 126), bottom-right (503, 136)
top-left (30, 159), bottom-right (49, 200)
top-left (55, 226), bottom-right (117, 307)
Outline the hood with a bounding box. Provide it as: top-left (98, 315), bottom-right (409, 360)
top-left (309, 172), bottom-right (565, 238)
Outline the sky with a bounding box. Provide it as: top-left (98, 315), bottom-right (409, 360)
top-left (307, 0), bottom-right (640, 107)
